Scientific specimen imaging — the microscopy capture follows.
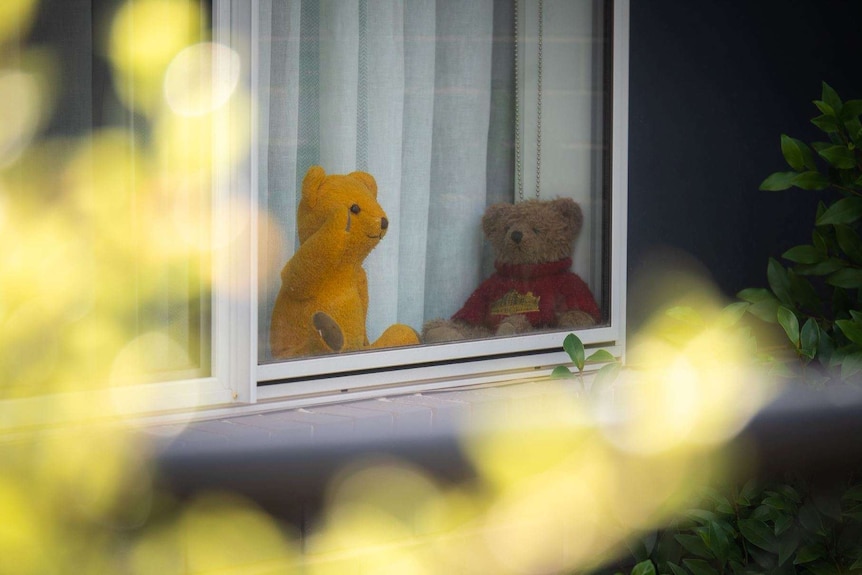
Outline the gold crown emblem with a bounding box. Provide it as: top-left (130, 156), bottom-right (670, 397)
top-left (490, 290), bottom-right (541, 316)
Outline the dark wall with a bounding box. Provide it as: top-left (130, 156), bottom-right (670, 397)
top-left (627, 0), bottom-right (862, 327)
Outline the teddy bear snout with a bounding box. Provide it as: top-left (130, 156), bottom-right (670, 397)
top-left (510, 230), bottom-right (523, 244)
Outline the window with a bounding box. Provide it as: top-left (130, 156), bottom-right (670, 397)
top-left (243, 0), bottom-right (629, 401)
top-left (1, 0), bottom-right (628, 427)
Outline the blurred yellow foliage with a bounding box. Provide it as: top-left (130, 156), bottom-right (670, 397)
top-left (108, 0), bottom-right (208, 114)
top-left (0, 0), bottom-right (38, 47)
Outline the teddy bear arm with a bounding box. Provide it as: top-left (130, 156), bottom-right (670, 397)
top-left (357, 267), bottom-right (369, 317)
top-left (281, 214), bottom-right (350, 298)
top-left (451, 280), bottom-right (495, 326)
top-left (559, 274), bottom-right (601, 323)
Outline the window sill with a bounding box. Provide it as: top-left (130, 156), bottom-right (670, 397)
top-left (145, 378), bottom-right (584, 458)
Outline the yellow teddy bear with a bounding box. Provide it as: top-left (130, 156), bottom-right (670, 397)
top-left (270, 166), bottom-right (420, 359)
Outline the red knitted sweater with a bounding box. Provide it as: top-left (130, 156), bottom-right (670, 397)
top-left (452, 257), bottom-right (600, 330)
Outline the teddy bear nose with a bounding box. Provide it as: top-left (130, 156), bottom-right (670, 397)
top-left (510, 230), bottom-right (523, 244)
top-left (381, 217), bottom-right (389, 230)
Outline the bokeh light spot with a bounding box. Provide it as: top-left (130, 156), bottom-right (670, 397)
top-left (164, 42), bottom-right (240, 116)
top-left (0, 70), bottom-right (41, 168)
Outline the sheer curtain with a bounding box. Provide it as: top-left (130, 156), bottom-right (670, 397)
top-left (256, 0), bottom-right (515, 361)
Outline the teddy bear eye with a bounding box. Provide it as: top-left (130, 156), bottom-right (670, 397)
top-left (350, 204), bottom-right (361, 214)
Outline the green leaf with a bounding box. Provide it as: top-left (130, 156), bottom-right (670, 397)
top-left (626, 537), bottom-right (651, 563)
top-left (777, 530), bottom-right (800, 566)
top-left (685, 509), bottom-right (717, 524)
top-left (840, 351), bottom-right (862, 380)
top-left (631, 560), bottom-right (657, 575)
top-left (799, 318), bottom-right (820, 359)
top-left (836, 319), bottom-right (862, 345)
top-left (781, 244), bottom-right (823, 264)
top-left (814, 100), bottom-right (836, 117)
top-left (817, 197), bottom-right (862, 225)
top-left (793, 544), bottom-right (825, 565)
top-left (841, 98), bottom-right (862, 120)
top-left (816, 144), bottom-right (857, 169)
top-left (563, 333), bottom-right (585, 371)
top-left (777, 306), bottom-right (800, 346)
top-left (835, 224), bottom-right (862, 263)
top-left (793, 170), bottom-right (830, 190)
top-left (737, 288), bottom-right (780, 323)
top-left (550, 365), bottom-right (574, 379)
top-left (737, 288), bottom-right (774, 303)
top-left (740, 478), bottom-right (761, 502)
top-left (798, 502), bottom-right (827, 536)
top-left (718, 302), bottom-right (749, 327)
top-left (845, 116), bottom-right (862, 146)
top-left (822, 82), bottom-right (843, 116)
top-left (833, 286), bottom-right (852, 318)
top-left (774, 484), bottom-right (801, 504)
top-left (591, 362), bottom-right (621, 393)
top-left (781, 134), bottom-right (815, 170)
top-left (763, 494), bottom-right (792, 511)
top-left (759, 171), bottom-right (799, 191)
top-left (774, 514), bottom-right (794, 536)
top-left (750, 504), bottom-right (778, 522)
top-left (675, 534), bottom-right (714, 560)
top-left (812, 140), bottom-right (836, 152)
top-left (812, 227), bottom-right (829, 252)
top-left (841, 483), bottom-right (862, 502)
top-left (794, 258), bottom-right (848, 276)
top-left (738, 518), bottom-right (777, 552)
top-left (789, 271), bottom-right (821, 313)
top-left (586, 349), bottom-right (617, 363)
top-left (815, 338), bottom-right (835, 366)
top-left (666, 563), bottom-right (687, 575)
top-left (702, 488), bottom-right (734, 514)
top-left (812, 113), bottom-right (841, 133)
top-left (706, 520), bottom-right (732, 565)
top-left (682, 559), bottom-right (719, 575)
top-left (826, 267), bottom-right (862, 288)
top-left (767, 258), bottom-right (793, 306)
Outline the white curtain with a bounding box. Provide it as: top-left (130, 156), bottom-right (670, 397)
top-left (256, 0), bottom-right (513, 361)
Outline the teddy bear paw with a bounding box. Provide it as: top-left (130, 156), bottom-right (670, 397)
top-left (313, 311), bottom-right (344, 352)
top-left (422, 319), bottom-right (467, 343)
top-left (559, 310), bottom-right (597, 329)
top-left (495, 314), bottom-right (532, 336)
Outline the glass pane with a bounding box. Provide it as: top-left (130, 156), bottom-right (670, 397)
top-left (257, 0), bottom-right (612, 363)
top-left (1, 0), bottom-right (217, 398)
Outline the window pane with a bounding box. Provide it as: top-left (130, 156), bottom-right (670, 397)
top-left (1, 0), bottom-right (217, 398)
top-left (257, 0), bottom-right (613, 364)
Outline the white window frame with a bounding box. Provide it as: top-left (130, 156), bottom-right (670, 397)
top-left (224, 0), bottom-right (630, 409)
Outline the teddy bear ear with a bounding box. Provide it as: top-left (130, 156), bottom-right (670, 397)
top-left (348, 171), bottom-right (378, 199)
top-left (552, 197), bottom-right (583, 236)
top-left (482, 203), bottom-right (514, 237)
top-left (302, 165), bottom-right (327, 206)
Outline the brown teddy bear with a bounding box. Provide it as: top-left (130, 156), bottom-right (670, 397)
top-left (423, 198), bottom-right (600, 343)
top-left (270, 166), bottom-right (420, 358)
